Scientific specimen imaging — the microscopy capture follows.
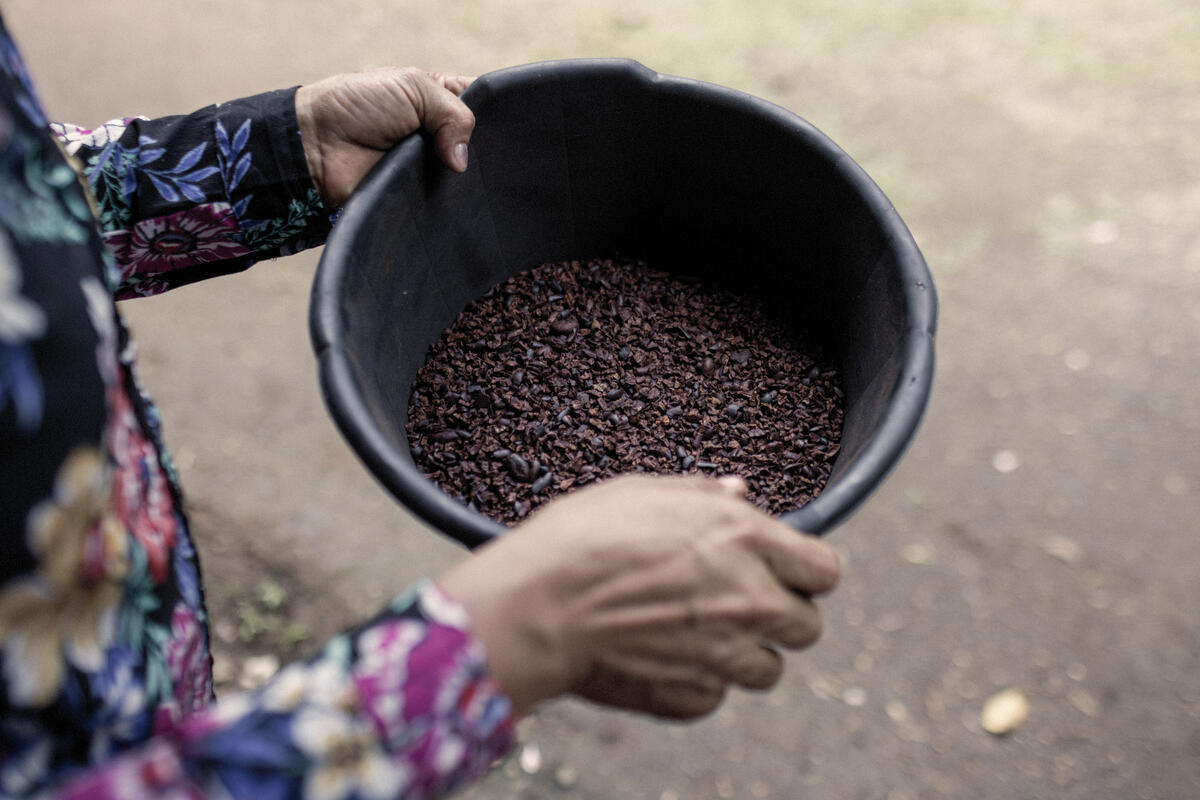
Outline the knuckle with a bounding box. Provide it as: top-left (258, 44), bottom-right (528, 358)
top-left (788, 537), bottom-right (840, 593)
top-left (811, 546), bottom-right (841, 592)
top-left (754, 651), bottom-right (784, 688)
top-left (762, 594), bottom-right (799, 623)
top-left (796, 609), bottom-right (823, 647)
top-left (773, 604), bottom-right (822, 649)
top-left (718, 509), bottom-right (760, 546)
top-left (714, 639), bottom-right (744, 674)
top-left (397, 65), bottom-right (425, 82)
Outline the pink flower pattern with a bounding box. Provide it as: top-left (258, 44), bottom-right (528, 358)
top-left (102, 202), bottom-right (252, 284)
top-left (106, 380), bottom-right (177, 584)
top-left (164, 603), bottom-right (211, 716)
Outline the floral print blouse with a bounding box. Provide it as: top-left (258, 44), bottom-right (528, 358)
top-left (0, 13), bottom-right (513, 799)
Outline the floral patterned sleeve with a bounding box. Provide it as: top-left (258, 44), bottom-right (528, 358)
top-left (2, 12), bottom-right (515, 799)
top-left (50, 88), bottom-right (333, 300)
top-left (55, 582), bottom-right (516, 800)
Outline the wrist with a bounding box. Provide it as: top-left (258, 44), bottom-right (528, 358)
top-left (294, 85), bottom-right (327, 202)
top-left (436, 548), bottom-right (576, 716)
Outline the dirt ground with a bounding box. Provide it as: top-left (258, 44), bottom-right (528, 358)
top-left (5, 1), bottom-right (1199, 798)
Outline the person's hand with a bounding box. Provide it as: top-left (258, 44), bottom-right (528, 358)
top-left (295, 67), bottom-right (475, 208)
top-left (436, 474), bottom-right (840, 719)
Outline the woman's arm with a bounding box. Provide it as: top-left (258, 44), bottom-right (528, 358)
top-left (49, 474), bottom-right (838, 799)
top-left (53, 89), bottom-right (331, 299)
top-left (53, 69), bottom-right (474, 300)
top-left (53, 582), bottom-right (515, 800)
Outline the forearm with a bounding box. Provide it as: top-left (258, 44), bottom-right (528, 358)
top-left (51, 88), bottom-right (332, 299)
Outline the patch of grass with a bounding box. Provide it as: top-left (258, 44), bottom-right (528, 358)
top-left (233, 576), bottom-right (310, 653)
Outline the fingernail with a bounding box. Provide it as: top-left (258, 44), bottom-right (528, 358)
top-left (453, 142), bottom-right (469, 171)
top-left (717, 475), bottom-right (747, 496)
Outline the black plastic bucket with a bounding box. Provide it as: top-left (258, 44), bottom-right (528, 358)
top-left (310, 59), bottom-right (937, 548)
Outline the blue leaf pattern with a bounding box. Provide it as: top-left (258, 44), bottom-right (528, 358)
top-left (135, 139), bottom-right (222, 205)
top-left (232, 195), bottom-right (251, 219)
top-left (231, 119), bottom-right (250, 156)
top-left (177, 182), bottom-right (205, 203)
top-left (0, 344), bottom-right (42, 433)
top-left (137, 147), bottom-right (165, 165)
top-left (231, 152), bottom-right (251, 189)
top-left (211, 119), bottom-right (255, 214)
top-left (146, 173), bottom-right (179, 203)
top-left (173, 142), bottom-right (206, 173)
top-left (122, 167), bottom-right (137, 200)
top-left (181, 165), bottom-right (219, 183)
top-left (214, 119), bottom-right (231, 159)
top-left (172, 528), bottom-right (201, 610)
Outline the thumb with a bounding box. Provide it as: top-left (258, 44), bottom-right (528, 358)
top-left (716, 475), bottom-right (748, 498)
top-left (416, 77), bottom-right (476, 173)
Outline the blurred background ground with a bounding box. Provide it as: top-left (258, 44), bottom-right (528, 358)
top-left (5, 1), bottom-right (1199, 797)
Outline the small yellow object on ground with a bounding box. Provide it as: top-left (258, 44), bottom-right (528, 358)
top-left (981, 688), bottom-right (1030, 735)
